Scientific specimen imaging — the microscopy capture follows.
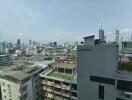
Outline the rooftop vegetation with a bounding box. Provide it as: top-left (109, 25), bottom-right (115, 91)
top-left (48, 71), bottom-right (72, 80)
top-left (118, 61), bottom-right (132, 71)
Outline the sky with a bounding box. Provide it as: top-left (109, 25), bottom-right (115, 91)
top-left (0, 0), bottom-right (132, 43)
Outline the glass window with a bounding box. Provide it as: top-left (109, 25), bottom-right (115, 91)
top-left (98, 85), bottom-right (104, 99)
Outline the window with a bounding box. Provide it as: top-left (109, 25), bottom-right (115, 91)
top-left (2, 82), bottom-right (5, 86)
top-left (4, 96), bottom-right (6, 99)
top-left (3, 89), bottom-right (6, 92)
top-left (21, 85), bottom-right (27, 92)
top-left (7, 84), bottom-right (10, 88)
top-left (98, 85), bottom-right (104, 99)
top-left (23, 93), bottom-right (28, 99)
top-left (117, 80), bottom-right (132, 92)
top-left (116, 98), bottom-right (126, 100)
top-left (90, 75), bottom-right (115, 85)
top-left (35, 85), bottom-right (38, 89)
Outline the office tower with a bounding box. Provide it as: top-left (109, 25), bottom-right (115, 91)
top-left (77, 36), bottom-right (132, 100)
top-left (53, 41), bottom-right (57, 47)
top-left (2, 41), bottom-right (7, 50)
top-left (0, 42), bottom-right (2, 53)
top-left (2, 41), bottom-right (8, 53)
top-left (99, 24), bottom-right (105, 42)
top-left (17, 39), bottom-right (21, 46)
top-left (29, 40), bottom-right (31, 45)
top-left (115, 29), bottom-right (119, 45)
top-left (7, 43), bottom-right (13, 49)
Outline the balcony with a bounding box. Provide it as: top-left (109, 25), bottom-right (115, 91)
top-left (41, 86), bottom-right (47, 91)
top-left (62, 85), bottom-right (70, 90)
top-left (41, 80), bottom-right (47, 85)
top-left (47, 88), bottom-right (54, 93)
top-left (54, 96), bottom-right (62, 100)
top-left (62, 93), bottom-right (70, 98)
top-left (54, 84), bottom-right (61, 88)
top-left (47, 81), bottom-right (54, 86)
top-left (47, 93), bottom-right (54, 99)
top-left (54, 90), bottom-right (61, 95)
top-left (71, 95), bottom-right (77, 100)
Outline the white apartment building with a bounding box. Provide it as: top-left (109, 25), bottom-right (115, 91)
top-left (78, 36), bottom-right (132, 100)
top-left (0, 65), bottom-right (44, 100)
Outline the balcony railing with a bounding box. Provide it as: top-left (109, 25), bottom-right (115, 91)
top-left (62, 93), bottom-right (70, 98)
top-left (62, 85), bottom-right (70, 90)
top-left (54, 84), bottom-right (61, 88)
top-left (54, 90), bottom-right (61, 95)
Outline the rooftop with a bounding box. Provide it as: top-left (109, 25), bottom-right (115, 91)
top-left (52, 63), bottom-right (76, 69)
top-left (0, 60), bottom-right (44, 82)
top-left (48, 71), bottom-right (72, 80)
top-left (118, 62), bottom-right (132, 72)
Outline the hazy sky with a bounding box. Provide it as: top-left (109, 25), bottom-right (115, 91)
top-left (0, 0), bottom-right (132, 43)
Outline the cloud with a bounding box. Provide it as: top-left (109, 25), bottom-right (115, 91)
top-left (120, 28), bottom-right (132, 33)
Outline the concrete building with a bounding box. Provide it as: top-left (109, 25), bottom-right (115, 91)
top-left (0, 42), bottom-right (3, 53)
top-left (99, 28), bottom-right (105, 43)
top-left (77, 36), bottom-right (132, 100)
top-left (116, 29), bottom-right (120, 45)
top-left (0, 55), bottom-right (11, 64)
top-left (0, 64), bottom-right (44, 100)
top-left (39, 63), bottom-right (77, 100)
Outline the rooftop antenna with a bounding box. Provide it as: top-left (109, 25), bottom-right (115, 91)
top-left (100, 21), bottom-right (103, 29)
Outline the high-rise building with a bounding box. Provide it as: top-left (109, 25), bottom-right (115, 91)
top-left (99, 24), bottom-right (105, 42)
top-left (7, 43), bottom-right (13, 49)
top-left (29, 40), bottom-right (32, 45)
top-left (0, 42), bottom-right (3, 53)
top-left (77, 36), bottom-right (132, 100)
top-left (116, 29), bottom-right (119, 44)
top-left (17, 39), bottom-right (21, 46)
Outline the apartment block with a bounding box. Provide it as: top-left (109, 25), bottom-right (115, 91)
top-left (0, 64), bottom-right (44, 100)
top-left (39, 63), bottom-right (77, 100)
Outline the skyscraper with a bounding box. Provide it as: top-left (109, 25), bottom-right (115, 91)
top-left (99, 24), bottom-right (105, 42)
top-left (17, 39), bottom-right (21, 46)
top-left (0, 42), bottom-right (2, 53)
top-left (115, 29), bottom-right (119, 45)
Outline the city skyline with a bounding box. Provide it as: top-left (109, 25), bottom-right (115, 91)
top-left (1, 0), bottom-right (132, 43)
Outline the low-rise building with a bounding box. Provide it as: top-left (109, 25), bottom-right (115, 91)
top-left (0, 55), bottom-right (11, 64)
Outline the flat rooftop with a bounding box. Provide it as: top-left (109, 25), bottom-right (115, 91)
top-left (52, 63), bottom-right (76, 69)
top-left (0, 60), bottom-right (45, 82)
top-left (48, 71), bottom-right (72, 80)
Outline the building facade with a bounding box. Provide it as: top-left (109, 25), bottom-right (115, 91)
top-left (39, 63), bottom-right (77, 100)
top-left (0, 66), bottom-right (44, 100)
top-left (77, 36), bottom-right (132, 100)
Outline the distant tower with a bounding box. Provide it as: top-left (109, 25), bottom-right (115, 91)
top-left (99, 23), bottom-right (105, 42)
top-left (131, 35), bottom-right (132, 41)
top-left (115, 29), bottom-right (119, 45)
top-left (17, 39), bottom-right (21, 45)
top-left (29, 40), bottom-right (32, 45)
